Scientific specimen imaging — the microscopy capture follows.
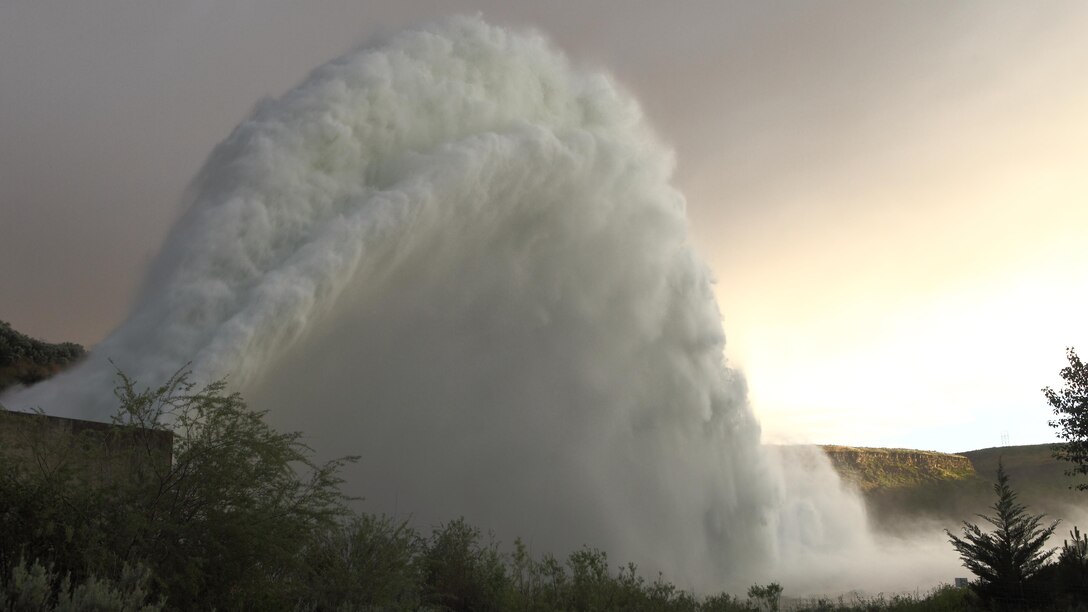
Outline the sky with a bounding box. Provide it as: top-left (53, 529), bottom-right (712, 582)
top-left (2, 1), bottom-right (1086, 453)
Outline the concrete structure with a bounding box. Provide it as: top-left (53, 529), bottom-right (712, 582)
top-left (0, 410), bottom-right (173, 484)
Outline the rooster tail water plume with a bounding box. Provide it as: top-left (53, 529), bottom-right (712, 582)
top-left (3, 16), bottom-right (946, 591)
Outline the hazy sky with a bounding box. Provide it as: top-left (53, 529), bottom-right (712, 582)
top-left (2, 1), bottom-right (1086, 452)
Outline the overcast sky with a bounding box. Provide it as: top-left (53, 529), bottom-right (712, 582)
top-left (2, 1), bottom-right (1086, 452)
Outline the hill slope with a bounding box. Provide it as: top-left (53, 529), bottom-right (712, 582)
top-left (822, 445), bottom-right (975, 492)
top-left (0, 320), bottom-right (85, 394)
top-left (823, 444), bottom-right (1086, 532)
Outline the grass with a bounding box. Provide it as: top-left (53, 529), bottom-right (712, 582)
top-left (822, 444), bottom-right (1087, 533)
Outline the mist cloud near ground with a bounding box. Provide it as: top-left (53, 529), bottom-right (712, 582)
top-left (2, 17), bottom-right (968, 593)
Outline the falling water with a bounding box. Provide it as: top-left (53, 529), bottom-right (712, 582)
top-left (3, 17), bottom-right (960, 592)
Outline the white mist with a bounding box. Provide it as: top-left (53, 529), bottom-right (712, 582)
top-left (2, 16), bottom-right (958, 593)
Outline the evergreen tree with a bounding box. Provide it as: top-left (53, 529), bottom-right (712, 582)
top-left (946, 461), bottom-right (1058, 607)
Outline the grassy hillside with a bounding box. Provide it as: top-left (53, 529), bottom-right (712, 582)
top-left (0, 320), bottom-right (84, 394)
top-left (822, 445), bottom-right (975, 492)
top-left (959, 444), bottom-right (1080, 496)
top-left (824, 444), bottom-right (1087, 532)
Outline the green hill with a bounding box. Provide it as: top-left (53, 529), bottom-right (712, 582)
top-left (822, 445), bottom-right (976, 491)
top-left (0, 320), bottom-right (85, 394)
top-left (823, 444), bottom-right (1087, 532)
top-left (959, 444), bottom-right (1074, 494)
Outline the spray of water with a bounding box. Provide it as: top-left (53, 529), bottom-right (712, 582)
top-left (1, 17), bottom-right (958, 592)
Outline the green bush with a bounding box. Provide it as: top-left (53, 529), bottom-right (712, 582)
top-left (747, 582), bottom-right (782, 612)
top-left (1048, 526), bottom-right (1088, 608)
top-left (299, 513), bottom-right (425, 610)
top-left (7, 367), bottom-right (1052, 611)
top-left (0, 559), bottom-right (162, 612)
top-left (421, 518), bottom-right (511, 611)
top-left (1, 369), bottom-right (355, 610)
top-left (0, 417), bottom-right (116, 589)
top-left (788, 585), bottom-right (979, 612)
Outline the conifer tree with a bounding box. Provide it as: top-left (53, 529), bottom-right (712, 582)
top-left (946, 461), bottom-right (1058, 606)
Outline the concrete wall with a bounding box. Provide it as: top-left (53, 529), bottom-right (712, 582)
top-left (0, 410), bottom-right (173, 485)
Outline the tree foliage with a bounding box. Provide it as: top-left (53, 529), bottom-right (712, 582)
top-left (106, 370), bottom-right (356, 608)
top-left (1051, 526), bottom-right (1088, 606)
top-left (0, 365), bottom-right (1004, 610)
top-left (297, 517), bottom-right (754, 612)
top-left (746, 582), bottom-right (783, 612)
top-left (0, 320), bottom-right (85, 392)
top-left (1043, 347), bottom-right (1088, 490)
top-left (300, 513), bottom-right (426, 610)
top-left (1, 369), bottom-right (766, 610)
top-left (0, 368), bottom-right (355, 609)
top-left (1, 559), bottom-right (163, 612)
top-left (946, 462), bottom-right (1058, 606)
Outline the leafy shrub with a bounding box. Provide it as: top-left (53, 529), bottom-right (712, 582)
top-left (0, 559), bottom-right (162, 612)
top-left (1049, 526), bottom-right (1088, 608)
top-left (3, 366), bottom-right (1026, 611)
top-left (299, 513), bottom-right (425, 610)
top-left (747, 582), bottom-right (782, 611)
top-left (1, 369), bottom-right (355, 610)
top-left (421, 518), bottom-right (511, 611)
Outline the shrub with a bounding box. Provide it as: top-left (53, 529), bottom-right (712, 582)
top-left (747, 582), bottom-right (782, 612)
top-left (0, 559), bottom-right (162, 612)
top-left (299, 513), bottom-right (425, 610)
top-left (421, 518), bottom-right (511, 611)
top-left (1, 368), bottom-right (355, 610)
